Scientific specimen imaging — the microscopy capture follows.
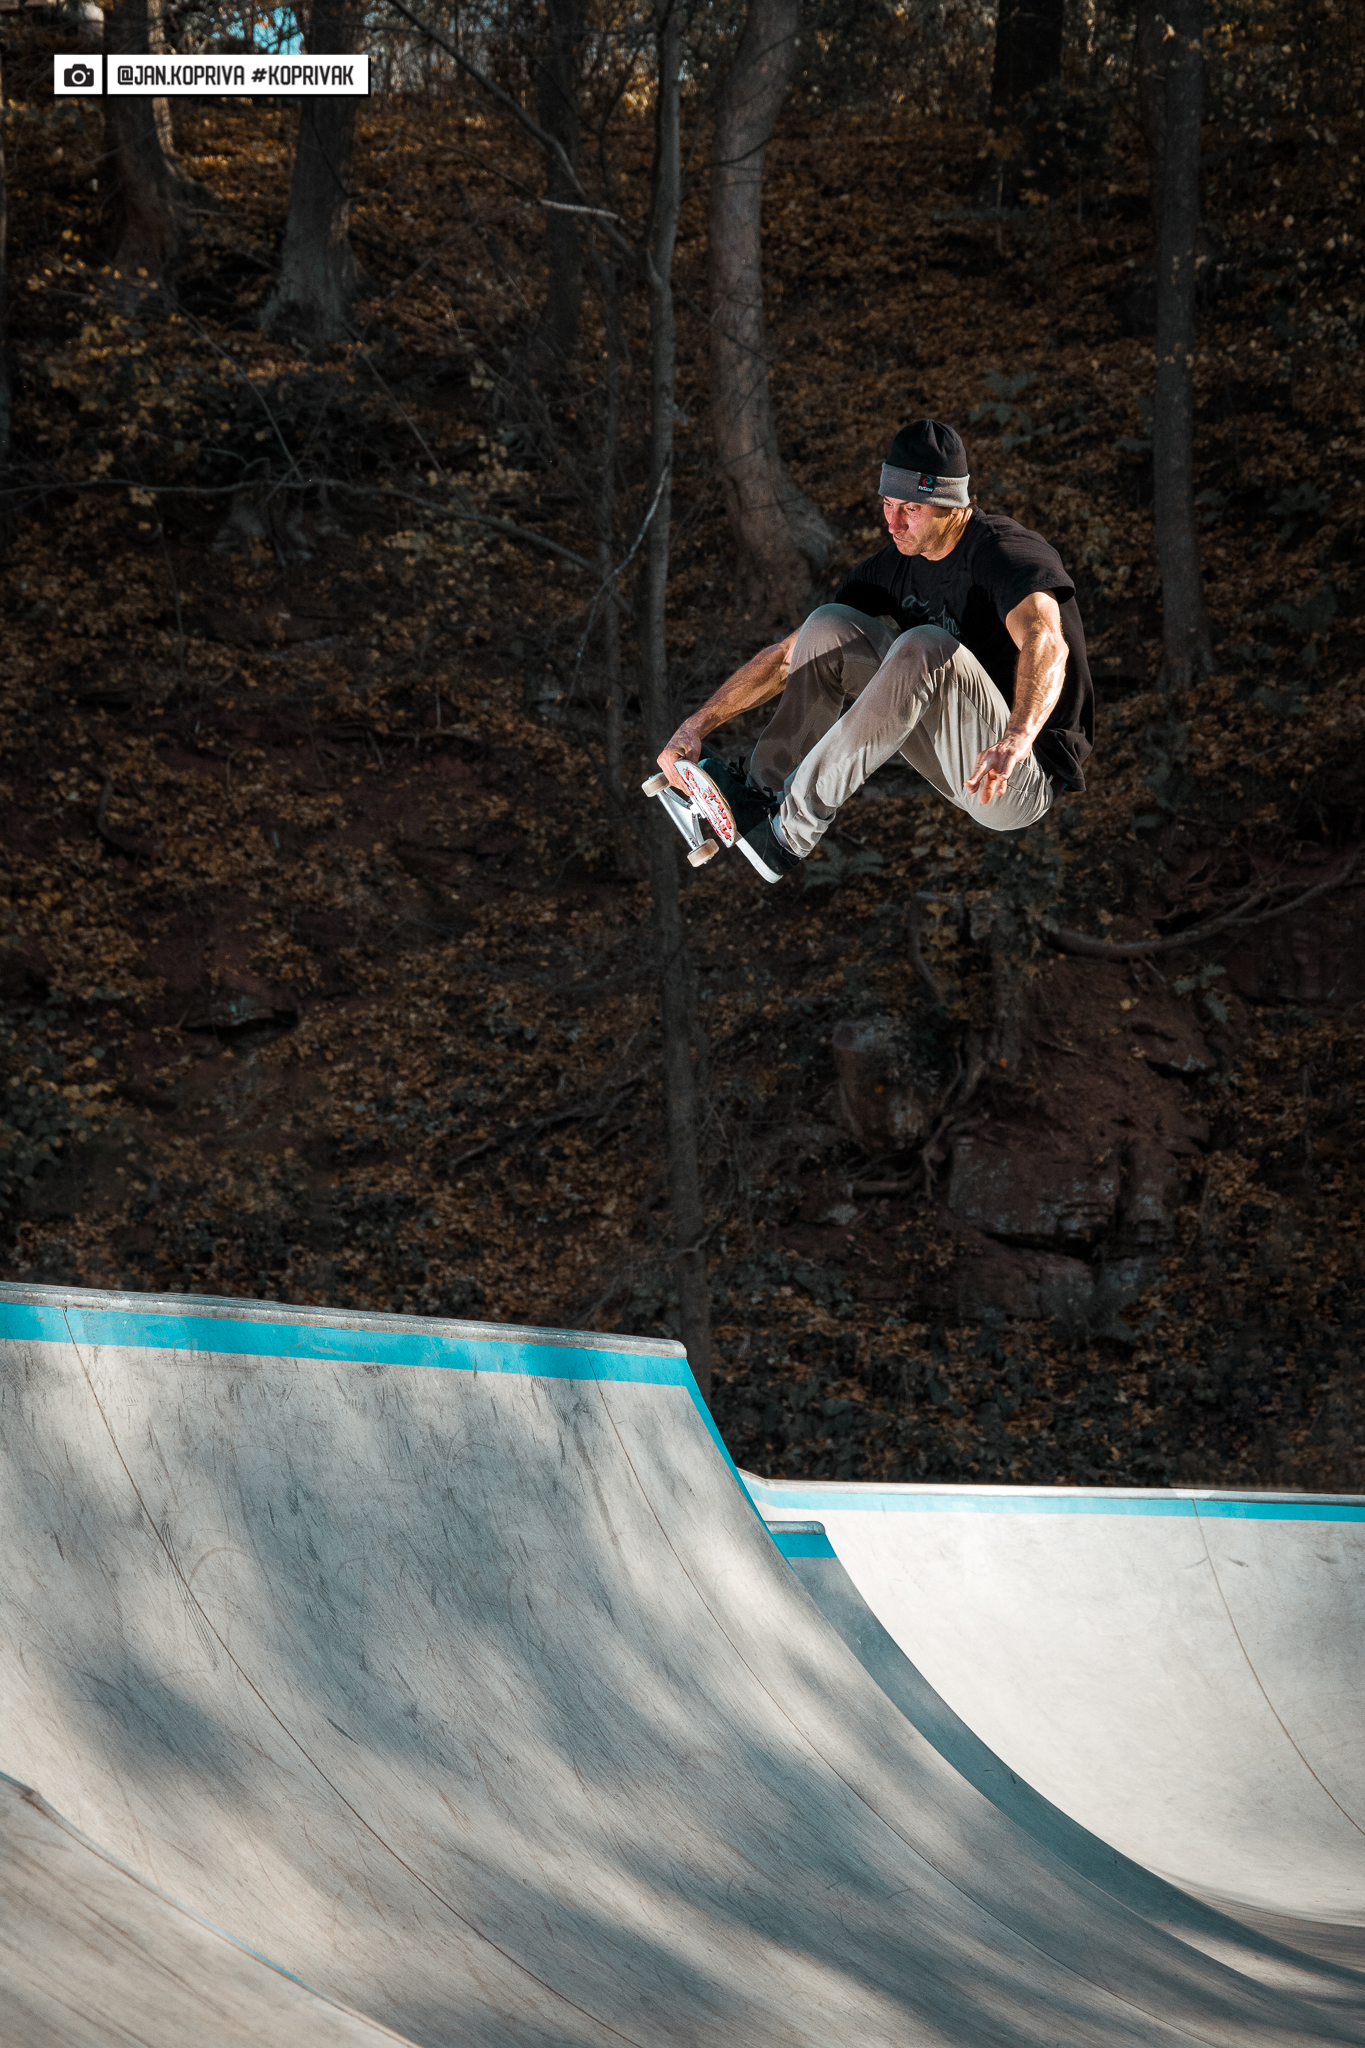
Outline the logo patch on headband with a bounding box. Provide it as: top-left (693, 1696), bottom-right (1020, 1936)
top-left (917, 474), bottom-right (937, 493)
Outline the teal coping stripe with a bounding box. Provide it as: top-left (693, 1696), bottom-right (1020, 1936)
top-left (1, 1298), bottom-right (756, 1513)
top-left (743, 1477), bottom-right (1365, 1524)
top-left (26, 1300), bottom-right (1354, 1529)
top-left (10, 1302), bottom-right (680, 1380)
top-left (771, 1530), bottom-right (838, 1561)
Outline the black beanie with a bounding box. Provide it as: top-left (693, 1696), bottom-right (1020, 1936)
top-left (879, 419), bottom-right (970, 507)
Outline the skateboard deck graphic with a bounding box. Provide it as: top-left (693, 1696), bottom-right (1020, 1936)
top-left (641, 761), bottom-right (737, 868)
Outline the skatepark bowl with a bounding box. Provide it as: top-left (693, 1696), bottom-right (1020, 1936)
top-left (0, 1284), bottom-right (1361, 2046)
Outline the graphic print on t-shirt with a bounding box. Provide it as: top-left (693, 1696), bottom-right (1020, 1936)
top-left (899, 595), bottom-right (964, 641)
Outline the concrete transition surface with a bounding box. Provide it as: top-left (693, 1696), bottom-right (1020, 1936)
top-left (0, 1284), bottom-right (1361, 2046)
top-left (747, 1472), bottom-right (1365, 1950)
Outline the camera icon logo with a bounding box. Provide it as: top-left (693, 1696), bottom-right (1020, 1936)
top-left (64, 62), bottom-right (96, 87)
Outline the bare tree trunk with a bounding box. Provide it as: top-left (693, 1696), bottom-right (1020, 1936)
top-left (989, 0), bottom-right (1064, 111)
top-left (375, 0), bottom-right (709, 1381)
top-left (642, 0), bottom-right (713, 1401)
top-left (980, 0), bottom-right (1064, 206)
top-left (594, 251), bottom-right (630, 866)
top-left (264, 0), bottom-right (361, 343)
top-left (709, 0), bottom-right (830, 629)
top-left (1152, 0), bottom-right (1212, 691)
top-left (1133, 0), bottom-right (1168, 235)
top-left (532, 0), bottom-right (585, 369)
top-left (0, 42), bottom-right (10, 490)
top-left (103, 0), bottom-right (196, 280)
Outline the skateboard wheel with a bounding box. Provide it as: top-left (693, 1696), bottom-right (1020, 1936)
top-left (687, 840), bottom-right (720, 867)
top-left (641, 772), bottom-right (669, 794)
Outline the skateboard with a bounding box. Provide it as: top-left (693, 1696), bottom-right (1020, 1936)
top-left (640, 760), bottom-right (738, 868)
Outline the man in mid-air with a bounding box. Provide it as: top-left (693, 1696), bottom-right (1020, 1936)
top-left (658, 418), bottom-right (1094, 881)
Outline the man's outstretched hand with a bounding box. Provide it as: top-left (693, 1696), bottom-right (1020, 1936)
top-left (965, 732), bottom-right (1030, 807)
top-left (657, 718), bottom-right (706, 792)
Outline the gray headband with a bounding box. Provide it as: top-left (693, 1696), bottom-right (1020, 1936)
top-left (879, 463), bottom-right (969, 508)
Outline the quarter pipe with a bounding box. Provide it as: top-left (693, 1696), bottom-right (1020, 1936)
top-left (747, 1473), bottom-right (1365, 1940)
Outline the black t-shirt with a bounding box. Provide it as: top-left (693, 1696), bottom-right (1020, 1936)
top-left (832, 511), bottom-right (1094, 789)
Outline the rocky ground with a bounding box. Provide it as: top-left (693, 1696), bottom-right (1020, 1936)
top-left (1, 65), bottom-right (1362, 1492)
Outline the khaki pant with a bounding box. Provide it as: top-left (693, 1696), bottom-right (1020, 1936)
top-left (749, 604), bottom-right (1055, 858)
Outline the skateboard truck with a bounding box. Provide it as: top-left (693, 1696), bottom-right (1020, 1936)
top-left (641, 761), bottom-right (738, 869)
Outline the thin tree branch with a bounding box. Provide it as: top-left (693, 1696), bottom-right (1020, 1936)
top-left (382, 0), bottom-right (638, 266)
top-left (1045, 853), bottom-right (1361, 960)
top-left (343, 325), bottom-right (446, 477)
top-left (539, 199), bottom-right (624, 220)
top-left (574, 461), bottom-right (669, 662)
top-left (0, 469), bottom-right (631, 603)
top-left (442, 1069), bottom-right (648, 1177)
top-left (169, 301), bottom-right (309, 488)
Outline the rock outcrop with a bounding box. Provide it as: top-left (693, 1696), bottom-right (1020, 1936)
top-left (831, 1015), bottom-right (929, 1151)
top-left (832, 956), bottom-right (1222, 1329)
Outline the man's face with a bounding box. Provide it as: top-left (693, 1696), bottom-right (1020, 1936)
top-left (882, 496), bottom-right (949, 555)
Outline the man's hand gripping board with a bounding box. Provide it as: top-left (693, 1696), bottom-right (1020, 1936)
top-left (641, 761), bottom-right (737, 868)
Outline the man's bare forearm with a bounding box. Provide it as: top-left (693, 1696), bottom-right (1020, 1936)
top-left (657, 632), bottom-right (796, 785)
top-left (1005, 624), bottom-right (1068, 745)
top-left (686, 635), bottom-right (794, 738)
top-left (965, 620), bottom-right (1069, 803)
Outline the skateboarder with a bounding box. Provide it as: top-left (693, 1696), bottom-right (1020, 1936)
top-left (657, 418), bottom-right (1094, 882)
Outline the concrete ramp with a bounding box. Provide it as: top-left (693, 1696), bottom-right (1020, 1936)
top-left (747, 1475), bottom-right (1365, 1944)
top-left (1, 1284), bottom-right (1361, 2045)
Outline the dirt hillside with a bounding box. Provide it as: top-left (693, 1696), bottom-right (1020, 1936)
top-left (2, 64), bottom-right (1362, 1490)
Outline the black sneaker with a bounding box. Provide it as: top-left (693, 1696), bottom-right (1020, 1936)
top-left (698, 753), bottom-right (778, 837)
top-left (737, 814), bottom-right (802, 884)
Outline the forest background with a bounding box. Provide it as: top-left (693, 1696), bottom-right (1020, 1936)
top-left (0, 0), bottom-right (1361, 1494)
